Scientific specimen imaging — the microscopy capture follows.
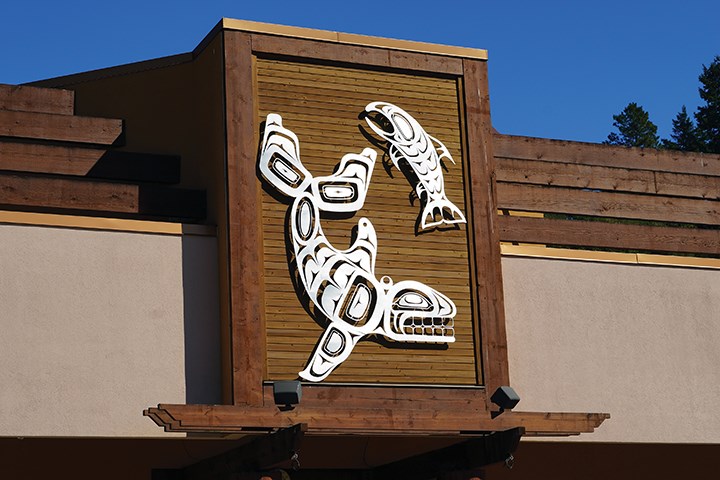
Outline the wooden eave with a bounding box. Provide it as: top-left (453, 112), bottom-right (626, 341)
top-left (145, 403), bottom-right (608, 437)
top-left (145, 384), bottom-right (608, 437)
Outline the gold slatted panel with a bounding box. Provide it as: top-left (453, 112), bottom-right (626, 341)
top-left (257, 58), bottom-right (477, 384)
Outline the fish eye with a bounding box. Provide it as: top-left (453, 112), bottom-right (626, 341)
top-left (394, 291), bottom-right (432, 311)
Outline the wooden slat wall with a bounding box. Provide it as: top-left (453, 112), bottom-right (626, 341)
top-left (494, 134), bottom-right (720, 254)
top-left (256, 58), bottom-right (477, 384)
top-left (0, 83), bottom-right (204, 221)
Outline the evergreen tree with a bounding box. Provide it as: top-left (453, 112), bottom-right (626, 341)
top-left (695, 55), bottom-right (720, 153)
top-left (604, 102), bottom-right (660, 148)
top-left (662, 106), bottom-right (702, 151)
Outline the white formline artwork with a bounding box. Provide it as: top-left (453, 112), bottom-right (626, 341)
top-left (258, 112), bottom-right (458, 383)
top-left (364, 101), bottom-right (467, 231)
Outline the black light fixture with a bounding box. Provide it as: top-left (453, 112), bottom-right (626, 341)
top-left (273, 380), bottom-right (302, 410)
top-left (491, 386), bottom-right (520, 412)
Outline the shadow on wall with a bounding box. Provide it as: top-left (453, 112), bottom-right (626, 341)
top-left (181, 234), bottom-right (222, 404)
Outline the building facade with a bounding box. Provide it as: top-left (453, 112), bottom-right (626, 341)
top-left (1, 19), bottom-right (719, 479)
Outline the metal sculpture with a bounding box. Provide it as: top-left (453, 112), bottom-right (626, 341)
top-left (364, 101), bottom-right (467, 231)
top-left (259, 112), bottom-right (458, 382)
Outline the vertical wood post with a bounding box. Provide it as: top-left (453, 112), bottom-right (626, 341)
top-left (223, 29), bottom-right (266, 406)
top-left (462, 59), bottom-right (510, 396)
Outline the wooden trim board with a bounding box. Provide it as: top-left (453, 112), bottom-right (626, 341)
top-left (221, 18), bottom-right (488, 60)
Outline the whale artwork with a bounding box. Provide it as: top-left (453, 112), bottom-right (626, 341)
top-left (364, 101), bottom-right (467, 231)
top-left (259, 112), bottom-right (458, 382)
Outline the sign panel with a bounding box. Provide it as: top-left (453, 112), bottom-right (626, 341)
top-left (257, 58), bottom-right (478, 384)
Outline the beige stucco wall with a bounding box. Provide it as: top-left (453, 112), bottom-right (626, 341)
top-left (503, 256), bottom-right (720, 443)
top-left (0, 224), bottom-right (220, 437)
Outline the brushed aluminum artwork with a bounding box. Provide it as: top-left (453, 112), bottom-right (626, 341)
top-left (258, 107), bottom-right (461, 382)
top-left (364, 101), bottom-right (467, 231)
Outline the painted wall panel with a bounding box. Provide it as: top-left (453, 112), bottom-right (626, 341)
top-left (0, 225), bottom-right (220, 437)
top-left (503, 256), bottom-right (720, 443)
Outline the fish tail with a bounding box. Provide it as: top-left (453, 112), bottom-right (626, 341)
top-left (420, 198), bottom-right (467, 230)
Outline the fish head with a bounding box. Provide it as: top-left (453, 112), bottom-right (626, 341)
top-left (364, 102), bottom-right (424, 149)
top-left (383, 280), bottom-right (456, 343)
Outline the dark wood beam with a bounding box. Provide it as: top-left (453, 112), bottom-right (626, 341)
top-left (496, 157), bottom-right (720, 200)
top-left (494, 133), bottom-right (720, 176)
top-left (0, 172), bottom-right (205, 221)
top-left (496, 182), bottom-right (720, 226)
top-left (0, 84), bottom-right (74, 115)
top-left (0, 109), bottom-right (123, 145)
top-left (498, 215), bottom-right (720, 255)
top-left (0, 140), bottom-right (181, 183)
top-left (250, 34), bottom-right (464, 75)
top-left (224, 29), bottom-right (266, 406)
top-left (373, 427), bottom-right (523, 480)
top-left (462, 59), bottom-right (509, 393)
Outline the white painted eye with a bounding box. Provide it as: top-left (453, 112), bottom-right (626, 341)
top-left (296, 198), bottom-right (314, 240)
top-left (272, 157), bottom-right (300, 185)
top-left (323, 328), bottom-right (345, 356)
top-left (392, 113), bottom-right (414, 140)
top-left (322, 184), bottom-right (355, 200)
top-left (396, 292), bottom-right (431, 310)
top-left (347, 283), bottom-right (371, 320)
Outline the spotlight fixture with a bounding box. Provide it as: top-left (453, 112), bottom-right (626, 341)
top-left (273, 380), bottom-right (302, 409)
top-left (491, 386), bottom-right (520, 411)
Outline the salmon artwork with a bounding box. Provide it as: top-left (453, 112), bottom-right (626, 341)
top-left (258, 106), bottom-right (463, 382)
top-left (364, 101), bottom-right (467, 231)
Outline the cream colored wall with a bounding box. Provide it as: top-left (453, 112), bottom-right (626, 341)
top-left (502, 256), bottom-right (720, 443)
top-left (0, 224), bottom-right (220, 437)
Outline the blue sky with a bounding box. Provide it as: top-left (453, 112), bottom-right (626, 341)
top-left (2, 1), bottom-right (718, 143)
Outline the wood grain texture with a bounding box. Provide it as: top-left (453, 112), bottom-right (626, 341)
top-left (0, 109), bottom-right (122, 145)
top-left (146, 403), bottom-right (609, 436)
top-left (494, 133), bottom-right (720, 176)
top-left (0, 171), bottom-right (205, 219)
top-left (251, 33), bottom-right (463, 75)
top-left (256, 57), bottom-right (477, 385)
top-left (496, 157), bottom-right (720, 200)
top-left (0, 140), bottom-right (180, 182)
top-left (497, 182), bottom-right (720, 225)
top-left (462, 59), bottom-right (509, 394)
top-left (0, 83), bottom-right (74, 115)
top-left (224, 31), bottom-right (267, 406)
top-left (498, 215), bottom-right (720, 255)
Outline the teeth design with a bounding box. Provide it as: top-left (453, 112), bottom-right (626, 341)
top-left (258, 110), bottom-right (460, 382)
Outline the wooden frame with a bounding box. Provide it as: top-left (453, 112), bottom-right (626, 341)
top-left (224, 30), bottom-right (267, 406)
top-left (222, 29), bottom-right (508, 405)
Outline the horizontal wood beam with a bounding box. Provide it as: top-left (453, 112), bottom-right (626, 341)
top-left (251, 33), bottom-right (464, 75)
top-left (494, 134), bottom-right (720, 177)
top-left (145, 403), bottom-right (608, 437)
top-left (0, 109), bottom-right (123, 145)
top-left (0, 140), bottom-right (181, 183)
top-left (497, 183), bottom-right (720, 226)
top-left (0, 172), bottom-right (205, 220)
top-left (0, 84), bottom-right (74, 115)
top-left (498, 215), bottom-right (720, 255)
top-left (496, 157), bottom-right (720, 201)
top-left (262, 384), bottom-right (489, 412)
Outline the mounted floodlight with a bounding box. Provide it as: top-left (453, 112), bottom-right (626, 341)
top-left (491, 386), bottom-right (520, 411)
top-left (273, 380), bottom-right (302, 409)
